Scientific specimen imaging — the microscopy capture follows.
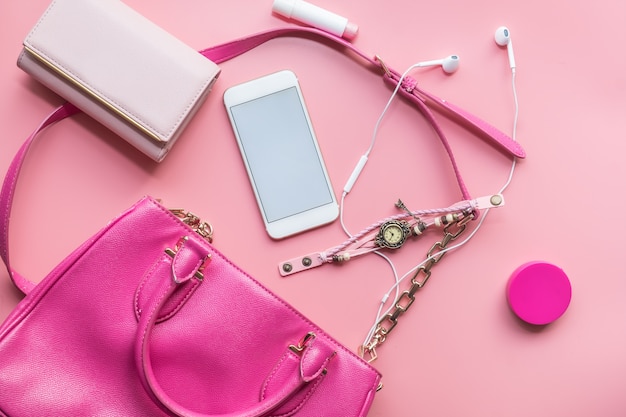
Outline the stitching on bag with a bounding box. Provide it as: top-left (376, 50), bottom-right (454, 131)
top-left (134, 254), bottom-right (165, 320)
top-left (358, 384), bottom-right (380, 417)
top-left (413, 84), bottom-right (525, 156)
top-left (0, 166), bottom-right (19, 266)
top-left (25, 0), bottom-right (58, 43)
top-left (172, 240), bottom-right (204, 283)
top-left (260, 350), bottom-right (292, 401)
top-left (270, 375), bottom-right (325, 417)
top-left (156, 280), bottom-right (200, 322)
top-left (260, 350), bottom-right (325, 417)
top-left (139, 276), bottom-right (178, 410)
top-left (0, 198), bottom-right (138, 340)
top-left (300, 337), bottom-right (332, 382)
top-left (25, 1), bottom-right (212, 140)
top-left (134, 245), bottom-right (202, 323)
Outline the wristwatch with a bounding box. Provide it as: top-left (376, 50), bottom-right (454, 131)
top-left (375, 220), bottom-right (412, 249)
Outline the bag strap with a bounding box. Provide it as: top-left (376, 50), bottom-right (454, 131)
top-left (0, 103), bottom-right (80, 294)
top-left (199, 27), bottom-right (525, 161)
top-left (1, 27), bottom-right (525, 295)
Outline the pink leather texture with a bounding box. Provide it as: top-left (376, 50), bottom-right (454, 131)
top-left (0, 196), bottom-right (381, 416)
top-left (17, 0), bottom-right (221, 162)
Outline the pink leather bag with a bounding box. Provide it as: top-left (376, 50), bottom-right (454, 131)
top-left (0, 105), bottom-right (381, 416)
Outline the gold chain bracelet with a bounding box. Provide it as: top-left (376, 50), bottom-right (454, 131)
top-left (360, 212), bottom-right (474, 362)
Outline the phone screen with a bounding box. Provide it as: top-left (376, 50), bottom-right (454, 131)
top-left (229, 86), bottom-right (334, 223)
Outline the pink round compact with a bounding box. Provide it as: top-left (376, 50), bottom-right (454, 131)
top-left (506, 261), bottom-right (572, 325)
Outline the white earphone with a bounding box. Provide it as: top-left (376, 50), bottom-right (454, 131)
top-left (359, 27), bottom-right (522, 352)
top-left (414, 55), bottom-right (460, 74)
top-left (342, 53), bottom-right (459, 193)
top-left (494, 26), bottom-right (516, 71)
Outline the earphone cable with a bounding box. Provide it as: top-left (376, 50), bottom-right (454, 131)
top-left (338, 62), bottom-right (453, 346)
top-left (351, 58), bottom-right (521, 349)
top-left (338, 63), bottom-right (426, 335)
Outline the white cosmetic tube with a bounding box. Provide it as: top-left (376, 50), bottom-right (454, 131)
top-left (272, 0), bottom-right (358, 40)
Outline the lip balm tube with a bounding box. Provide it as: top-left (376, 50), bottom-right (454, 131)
top-left (272, 0), bottom-right (358, 40)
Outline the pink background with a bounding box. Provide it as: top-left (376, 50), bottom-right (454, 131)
top-left (1, 0), bottom-right (625, 416)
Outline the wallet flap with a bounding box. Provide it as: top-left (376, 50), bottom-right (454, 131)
top-left (22, 0), bottom-right (220, 143)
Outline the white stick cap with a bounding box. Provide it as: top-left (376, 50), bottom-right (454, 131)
top-left (272, 0), bottom-right (296, 18)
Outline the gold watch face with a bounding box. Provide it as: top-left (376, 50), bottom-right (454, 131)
top-left (383, 224), bottom-right (403, 245)
top-left (376, 220), bottom-right (410, 249)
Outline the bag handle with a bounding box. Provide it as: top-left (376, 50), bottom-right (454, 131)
top-left (134, 234), bottom-right (336, 417)
top-left (1, 27), bottom-right (525, 295)
top-left (0, 103), bottom-right (80, 294)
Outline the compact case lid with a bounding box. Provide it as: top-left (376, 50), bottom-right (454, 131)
top-left (22, 0), bottom-right (221, 144)
top-left (506, 261), bottom-right (572, 325)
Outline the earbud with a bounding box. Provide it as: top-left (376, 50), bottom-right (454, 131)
top-left (494, 26), bottom-right (516, 71)
top-left (343, 53), bottom-right (459, 194)
top-left (415, 55), bottom-right (460, 74)
top-left (343, 53), bottom-right (459, 195)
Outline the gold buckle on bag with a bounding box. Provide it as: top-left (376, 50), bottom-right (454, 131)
top-left (164, 236), bottom-right (211, 282)
top-left (289, 332), bottom-right (316, 355)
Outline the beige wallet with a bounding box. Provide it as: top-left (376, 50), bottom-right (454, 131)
top-left (18, 0), bottom-right (221, 162)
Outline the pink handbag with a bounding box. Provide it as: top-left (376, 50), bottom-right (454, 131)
top-left (0, 5), bottom-right (525, 415)
top-left (0, 104), bottom-right (381, 416)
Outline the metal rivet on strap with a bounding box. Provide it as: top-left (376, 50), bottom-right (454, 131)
top-left (490, 195), bottom-right (504, 206)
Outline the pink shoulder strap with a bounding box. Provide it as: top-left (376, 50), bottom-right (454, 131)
top-left (200, 27), bottom-right (525, 160)
top-left (1, 27), bottom-right (524, 295)
top-left (1, 103), bottom-right (80, 293)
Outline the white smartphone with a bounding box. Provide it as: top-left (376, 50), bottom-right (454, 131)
top-left (223, 70), bottom-right (338, 239)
